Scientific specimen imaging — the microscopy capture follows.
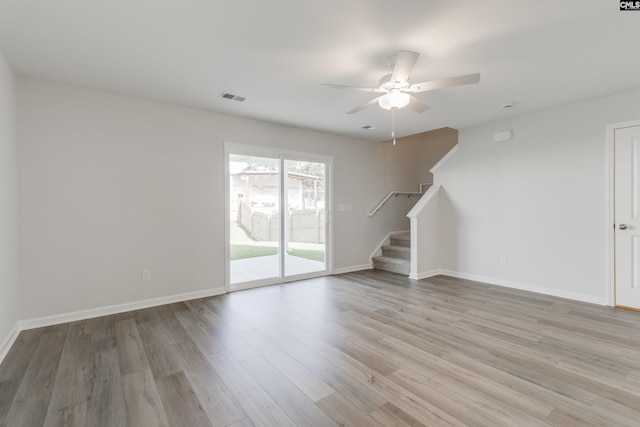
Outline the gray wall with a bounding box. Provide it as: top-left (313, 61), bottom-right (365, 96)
top-left (17, 77), bottom-right (447, 321)
top-left (0, 50), bottom-right (19, 355)
top-left (435, 89), bottom-right (640, 303)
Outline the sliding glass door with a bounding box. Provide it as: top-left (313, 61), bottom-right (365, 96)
top-left (226, 144), bottom-right (331, 290)
top-left (283, 159), bottom-right (326, 277)
top-left (228, 153), bottom-right (281, 284)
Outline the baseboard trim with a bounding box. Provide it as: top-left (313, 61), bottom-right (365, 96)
top-left (18, 287), bottom-right (228, 331)
top-left (439, 270), bottom-right (607, 306)
top-left (410, 269), bottom-right (442, 280)
top-left (0, 323), bottom-right (20, 365)
top-left (2, 269), bottom-right (608, 364)
top-left (333, 264), bottom-right (371, 275)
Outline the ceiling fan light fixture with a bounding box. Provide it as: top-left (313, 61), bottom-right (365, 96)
top-left (378, 90), bottom-right (410, 110)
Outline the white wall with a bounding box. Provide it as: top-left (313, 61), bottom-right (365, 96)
top-left (0, 50), bottom-right (19, 356)
top-left (435, 89), bottom-right (640, 304)
top-left (407, 185), bottom-right (442, 279)
top-left (367, 127), bottom-right (458, 237)
top-left (16, 76), bottom-right (639, 327)
top-left (17, 77), bottom-right (418, 321)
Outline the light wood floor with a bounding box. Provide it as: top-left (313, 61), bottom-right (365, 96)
top-left (2, 271), bottom-right (640, 426)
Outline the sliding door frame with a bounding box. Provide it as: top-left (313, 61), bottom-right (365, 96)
top-left (224, 142), bottom-right (333, 292)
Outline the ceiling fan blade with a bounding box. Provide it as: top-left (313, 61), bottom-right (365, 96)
top-left (390, 51), bottom-right (419, 85)
top-left (408, 73), bottom-right (481, 92)
top-left (321, 83), bottom-right (385, 93)
top-left (347, 96), bottom-right (383, 114)
top-left (407, 95), bottom-right (430, 113)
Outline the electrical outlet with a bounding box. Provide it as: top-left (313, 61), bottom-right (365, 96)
top-left (142, 269), bottom-right (151, 282)
top-left (499, 255), bottom-right (508, 266)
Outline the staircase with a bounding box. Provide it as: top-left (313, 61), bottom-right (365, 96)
top-left (372, 231), bottom-right (410, 275)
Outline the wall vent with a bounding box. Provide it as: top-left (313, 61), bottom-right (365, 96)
top-left (220, 92), bottom-right (246, 102)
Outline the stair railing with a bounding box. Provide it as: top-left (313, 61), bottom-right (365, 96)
top-left (368, 182), bottom-right (433, 217)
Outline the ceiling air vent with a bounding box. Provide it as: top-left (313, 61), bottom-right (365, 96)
top-left (220, 92), bottom-right (246, 102)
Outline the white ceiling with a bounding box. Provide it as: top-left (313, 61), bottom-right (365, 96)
top-left (1, 1), bottom-right (639, 142)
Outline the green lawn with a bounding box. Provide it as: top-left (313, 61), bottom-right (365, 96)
top-left (288, 248), bottom-right (325, 262)
top-left (230, 245), bottom-right (278, 260)
top-left (231, 244), bottom-right (325, 263)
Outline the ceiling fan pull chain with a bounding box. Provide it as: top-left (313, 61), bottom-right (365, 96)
top-left (392, 108), bottom-right (397, 145)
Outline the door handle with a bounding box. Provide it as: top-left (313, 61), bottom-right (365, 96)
top-left (619, 224), bottom-right (628, 230)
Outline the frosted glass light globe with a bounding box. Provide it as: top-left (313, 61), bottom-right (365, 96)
top-left (378, 90), bottom-right (410, 110)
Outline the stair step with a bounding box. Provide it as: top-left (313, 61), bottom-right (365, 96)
top-left (372, 256), bottom-right (410, 276)
top-left (389, 232), bottom-right (410, 248)
top-left (381, 245), bottom-right (410, 260)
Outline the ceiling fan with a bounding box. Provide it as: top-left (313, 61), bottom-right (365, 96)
top-left (323, 50), bottom-right (480, 116)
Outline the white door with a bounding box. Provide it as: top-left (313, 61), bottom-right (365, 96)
top-left (614, 125), bottom-right (640, 309)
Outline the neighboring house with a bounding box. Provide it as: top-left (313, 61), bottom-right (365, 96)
top-left (230, 170), bottom-right (322, 211)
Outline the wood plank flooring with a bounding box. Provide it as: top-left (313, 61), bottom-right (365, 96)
top-left (2, 270), bottom-right (640, 426)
